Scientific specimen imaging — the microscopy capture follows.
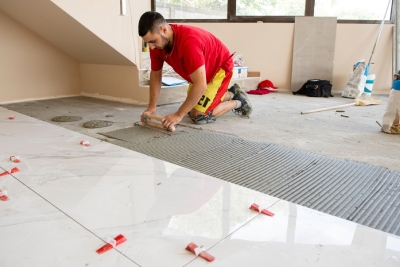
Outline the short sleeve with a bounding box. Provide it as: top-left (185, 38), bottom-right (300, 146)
top-left (150, 49), bottom-right (164, 71)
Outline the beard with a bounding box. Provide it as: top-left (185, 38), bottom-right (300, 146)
top-left (158, 34), bottom-right (172, 53)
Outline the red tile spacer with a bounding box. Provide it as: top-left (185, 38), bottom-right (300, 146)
top-left (185, 242), bottom-right (215, 262)
top-left (10, 167), bottom-right (19, 174)
top-left (80, 141), bottom-right (91, 147)
top-left (249, 203), bottom-right (274, 217)
top-left (10, 156), bottom-right (21, 163)
top-left (261, 209), bottom-right (275, 217)
top-left (249, 203), bottom-right (260, 212)
top-left (0, 190), bottom-right (8, 201)
top-left (96, 234), bottom-right (126, 254)
top-left (0, 167), bottom-right (19, 177)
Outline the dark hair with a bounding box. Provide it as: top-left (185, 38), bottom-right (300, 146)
top-left (138, 11), bottom-right (166, 37)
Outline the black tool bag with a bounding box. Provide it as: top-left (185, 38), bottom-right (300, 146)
top-left (293, 79), bottom-right (333, 98)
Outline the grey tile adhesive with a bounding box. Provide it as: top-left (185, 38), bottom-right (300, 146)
top-left (101, 125), bottom-right (400, 236)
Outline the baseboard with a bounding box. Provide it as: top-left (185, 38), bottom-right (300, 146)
top-left (80, 92), bottom-right (148, 106)
top-left (0, 94), bottom-right (80, 105)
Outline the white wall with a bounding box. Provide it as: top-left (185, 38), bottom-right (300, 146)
top-left (52, 0), bottom-right (151, 66)
top-left (194, 23), bottom-right (392, 93)
top-left (79, 64), bottom-right (146, 104)
top-left (0, 0), bottom-right (393, 104)
top-left (0, 10), bottom-right (80, 103)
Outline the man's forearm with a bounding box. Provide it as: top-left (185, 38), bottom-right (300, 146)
top-left (149, 71), bottom-right (162, 108)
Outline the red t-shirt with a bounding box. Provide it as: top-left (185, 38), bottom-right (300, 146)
top-left (150, 24), bottom-right (233, 84)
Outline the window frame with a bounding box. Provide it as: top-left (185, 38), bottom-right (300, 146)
top-left (152, 0), bottom-right (395, 24)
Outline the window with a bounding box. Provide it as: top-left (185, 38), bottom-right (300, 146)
top-left (314, 0), bottom-right (393, 21)
top-left (236, 0), bottom-right (305, 16)
top-left (153, 0), bottom-right (394, 23)
top-left (155, 0), bottom-right (227, 20)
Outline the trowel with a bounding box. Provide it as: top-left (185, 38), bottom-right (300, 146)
top-left (137, 113), bottom-right (178, 135)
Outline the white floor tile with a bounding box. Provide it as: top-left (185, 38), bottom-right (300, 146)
top-left (0, 175), bottom-right (138, 267)
top-left (2, 106), bottom-right (399, 267)
top-left (187, 201), bottom-right (400, 266)
top-left (0, 107), bottom-right (280, 266)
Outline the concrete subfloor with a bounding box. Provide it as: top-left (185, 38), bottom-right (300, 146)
top-left (2, 92), bottom-right (399, 171)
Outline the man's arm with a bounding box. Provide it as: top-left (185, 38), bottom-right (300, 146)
top-left (162, 65), bottom-right (207, 129)
top-left (141, 69), bottom-right (162, 122)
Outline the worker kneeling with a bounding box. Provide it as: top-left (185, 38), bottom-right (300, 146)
top-left (138, 11), bottom-right (252, 130)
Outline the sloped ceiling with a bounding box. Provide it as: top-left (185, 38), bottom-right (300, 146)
top-left (0, 0), bottom-right (134, 65)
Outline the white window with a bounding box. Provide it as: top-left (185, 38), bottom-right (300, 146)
top-left (236, 0), bottom-right (305, 16)
top-left (314, 0), bottom-right (393, 20)
top-left (153, 0), bottom-right (394, 23)
top-left (155, 0), bottom-right (227, 20)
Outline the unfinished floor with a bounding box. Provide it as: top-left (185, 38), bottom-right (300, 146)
top-left (4, 92), bottom-right (400, 233)
top-left (3, 92), bottom-right (398, 171)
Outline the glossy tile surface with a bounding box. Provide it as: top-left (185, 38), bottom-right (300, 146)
top-left (0, 107), bottom-right (279, 266)
top-left (0, 171), bottom-right (137, 267)
top-left (1, 106), bottom-right (399, 267)
top-left (188, 200), bottom-right (400, 266)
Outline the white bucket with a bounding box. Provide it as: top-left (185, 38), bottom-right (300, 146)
top-left (363, 73), bottom-right (376, 96)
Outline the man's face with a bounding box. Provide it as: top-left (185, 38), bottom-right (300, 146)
top-left (142, 27), bottom-right (169, 50)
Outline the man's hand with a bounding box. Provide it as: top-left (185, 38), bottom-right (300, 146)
top-left (162, 112), bottom-right (183, 131)
top-left (141, 107), bottom-right (157, 123)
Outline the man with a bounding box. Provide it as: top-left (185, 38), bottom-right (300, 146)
top-left (138, 11), bottom-right (252, 130)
